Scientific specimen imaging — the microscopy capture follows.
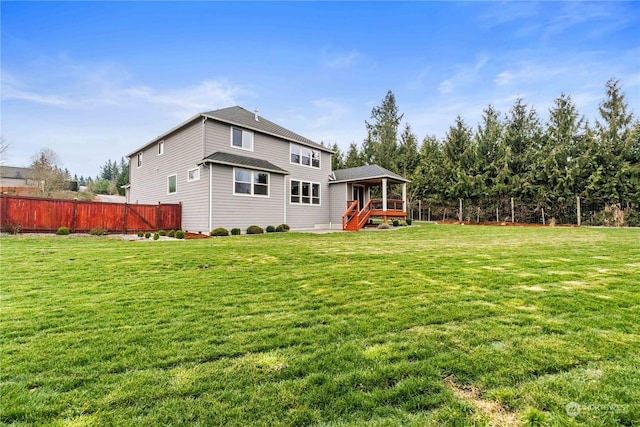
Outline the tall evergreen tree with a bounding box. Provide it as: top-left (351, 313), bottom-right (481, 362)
top-left (415, 136), bottom-right (447, 204)
top-left (363, 90), bottom-right (403, 172)
top-left (443, 116), bottom-right (476, 199)
top-left (502, 98), bottom-right (543, 200)
top-left (474, 105), bottom-right (503, 199)
top-left (595, 79), bottom-right (635, 202)
top-left (331, 143), bottom-right (345, 171)
top-left (344, 142), bottom-right (364, 168)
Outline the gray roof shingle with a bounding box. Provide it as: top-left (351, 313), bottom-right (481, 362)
top-left (201, 152), bottom-right (289, 175)
top-left (204, 106), bottom-right (331, 153)
top-left (331, 165), bottom-right (408, 183)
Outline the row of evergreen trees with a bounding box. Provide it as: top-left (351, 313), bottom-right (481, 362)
top-left (330, 79), bottom-right (639, 207)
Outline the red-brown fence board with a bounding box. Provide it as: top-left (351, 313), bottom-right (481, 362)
top-left (0, 195), bottom-right (181, 234)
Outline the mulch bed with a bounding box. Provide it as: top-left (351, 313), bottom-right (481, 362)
top-left (436, 221), bottom-right (575, 227)
top-left (184, 232), bottom-right (210, 239)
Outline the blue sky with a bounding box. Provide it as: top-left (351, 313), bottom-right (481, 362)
top-left (2, 1), bottom-right (639, 178)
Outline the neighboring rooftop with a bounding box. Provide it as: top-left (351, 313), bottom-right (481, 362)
top-left (331, 164), bottom-right (409, 184)
top-left (0, 166), bottom-right (34, 179)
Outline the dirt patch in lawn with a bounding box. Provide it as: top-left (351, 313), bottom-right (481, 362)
top-left (445, 376), bottom-right (521, 426)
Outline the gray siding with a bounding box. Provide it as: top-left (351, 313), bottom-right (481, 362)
top-left (329, 182), bottom-right (349, 226)
top-left (129, 119), bottom-right (210, 233)
top-left (204, 119), bottom-right (332, 229)
top-left (129, 114), bottom-right (334, 232)
top-left (210, 164), bottom-right (285, 230)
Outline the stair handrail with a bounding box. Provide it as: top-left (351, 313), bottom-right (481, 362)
top-left (342, 200), bottom-right (359, 230)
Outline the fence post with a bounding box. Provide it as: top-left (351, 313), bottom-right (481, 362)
top-left (511, 198), bottom-right (515, 223)
top-left (123, 203), bottom-right (129, 233)
top-left (0, 194), bottom-right (6, 231)
top-left (477, 207), bottom-right (480, 223)
top-left (428, 207), bottom-right (431, 222)
top-left (542, 208), bottom-right (546, 225)
top-left (459, 199), bottom-right (463, 222)
top-left (442, 208), bottom-right (446, 222)
top-left (71, 199), bottom-right (78, 233)
top-left (576, 196), bottom-right (581, 226)
top-left (418, 200), bottom-right (422, 221)
top-left (496, 206), bottom-right (499, 223)
top-left (156, 202), bottom-right (161, 230)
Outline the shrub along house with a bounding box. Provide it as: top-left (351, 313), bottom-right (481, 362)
top-left (127, 106), bottom-right (408, 232)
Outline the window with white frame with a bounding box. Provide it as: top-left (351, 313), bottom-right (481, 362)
top-left (234, 168), bottom-right (269, 197)
top-left (137, 152), bottom-right (143, 167)
top-left (158, 141), bottom-right (164, 155)
top-left (290, 180), bottom-right (320, 205)
top-left (231, 128), bottom-right (253, 151)
top-left (167, 174), bottom-right (177, 194)
top-left (290, 144), bottom-right (320, 168)
top-left (187, 167), bottom-right (200, 182)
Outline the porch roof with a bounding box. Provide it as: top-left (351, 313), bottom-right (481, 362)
top-left (329, 164), bottom-right (409, 185)
top-left (200, 152), bottom-right (290, 175)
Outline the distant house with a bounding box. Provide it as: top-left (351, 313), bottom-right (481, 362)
top-left (0, 166), bottom-right (39, 195)
top-left (127, 106), bottom-right (408, 232)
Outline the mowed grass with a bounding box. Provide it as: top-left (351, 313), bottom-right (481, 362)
top-left (1, 224), bottom-right (639, 426)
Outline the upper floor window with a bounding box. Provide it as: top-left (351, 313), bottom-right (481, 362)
top-left (167, 174), bottom-right (177, 194)
top-left (290, 144), bottom-right (320, 168)
top-left (187, 167), bottom-right (200, 182)
top-left (231, 128), bottom-right (253, 151)
top-left (234, 168), bottom-right (269, 197)
top-left (158, 141), bottom-right (164, 155)
top-left (137, 152), bottom-right (143, 168)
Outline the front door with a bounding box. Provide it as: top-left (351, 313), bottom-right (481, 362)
top-left (353, 185), bottom-right (365, 210)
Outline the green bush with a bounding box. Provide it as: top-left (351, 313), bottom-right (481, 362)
top-left (231, 228), bottom-right (241, 235)
top-left (266, 225), bottom-right (276, 233)
top-left (90, 228), bottom-right (108, 235)
top-left (56, 226), bottom-right (70, 235)
top-left (168, 230), bottom-right (175, 238)
top-left (246, 225), bottom-right (264, 235)
top-left (176, 230), bottom-right (185, 239)
top-left (275, 224), bottom-right (290, 232)
top-left (406, 218), bottom-right (413, 226)
top-left (210, 227), bottom-right (229, 237)
top-left (392, 220), bottom-right (400, 227)
top-left (145, 232), bottom-right (151, 239)
top-left (626, 210), bottom-right (639, 227)
top-left (158, 230), bottom-right (167, 236)
top-left (137, 231), bottom-right (144, 237)
top-left (153, 233), bottom-right (160, 240)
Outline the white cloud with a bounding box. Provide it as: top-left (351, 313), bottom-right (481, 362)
top-left (321, 48), bottom-right (363, 69)
top-left (438, 55), bottom-right (489, 94)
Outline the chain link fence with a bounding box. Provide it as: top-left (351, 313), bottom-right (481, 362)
top-left (411, 198), bottom-right (640, 227)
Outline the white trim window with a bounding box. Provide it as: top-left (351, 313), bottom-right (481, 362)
top-left (167, 174), bottom-right (177, 194)
top-left (137, 152), bottom-right (143, 168)
top-left (290, 180), bottom-right (320, 205)
top-left (290, 143), bottom-right (320, 168)
top-left (158, 140), bottom-right (164, 155)
top-left (187, 167), bottom-right (200, 182)
top-left (234, 168), bottom-right (269, 197)
top-left (231, 128), bottom-right (254, 151)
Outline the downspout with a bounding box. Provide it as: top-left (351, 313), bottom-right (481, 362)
top-left (283, 176), bottom-right (287, 225)
top-left (209, 163), bottom-right (213, 232)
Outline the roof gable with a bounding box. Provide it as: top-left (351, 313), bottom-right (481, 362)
top-left (203, 106), bottom-right (331, 153)
top-left (330, 164), bottom-right (408, 183)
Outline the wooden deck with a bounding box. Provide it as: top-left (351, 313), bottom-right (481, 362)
top-left (342, 199), bottom-right (407, 230)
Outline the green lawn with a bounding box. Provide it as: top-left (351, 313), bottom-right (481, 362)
top-left (1, 224), bottom-right (639, 426)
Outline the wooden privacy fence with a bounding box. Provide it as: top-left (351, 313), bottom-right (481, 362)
top-left (0, 195), bottom-right (181, 234)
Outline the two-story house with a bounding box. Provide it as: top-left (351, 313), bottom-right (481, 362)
top-left (127, 106), bottom-right (408, 232)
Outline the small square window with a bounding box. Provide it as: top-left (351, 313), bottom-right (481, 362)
top-left (231, 128), bottom-right (253, 151)
top-left (137, 152), bottom-right (143, 167)
top-left (188, 167), bottom-right (200, 182)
